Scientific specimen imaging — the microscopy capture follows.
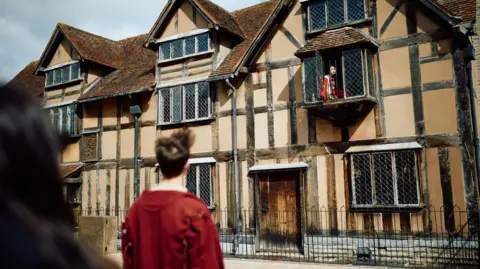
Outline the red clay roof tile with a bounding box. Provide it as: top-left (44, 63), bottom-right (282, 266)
top-left (59, 163), bottom-right (83, 179)
top-left (210, 0), bottom-right (280, 77)
top-left (79, 34), bottom-right (156, 100)
top-left (431, 0), bottom-right (475, 22)
top-left (295, 27), bottom-right (378, 57)
top-left (6, 61), bottom-right (45, 100)
top-left (58, 23), bottom-right (125, 69)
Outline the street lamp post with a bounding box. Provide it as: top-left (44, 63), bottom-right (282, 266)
top-left (130, 105), bottom-right (142, 200)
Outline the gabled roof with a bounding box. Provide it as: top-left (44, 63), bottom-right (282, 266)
top-left (59, 23), bottom-right (125, 69)
top-left (36, 23), bottom-right (124, 73)
top-left (210, 0), bottom-right (283, 77)
top-left (295, 28), bottom-right (379, 57)
top-left (430, 0), bottom-right (475, 22)
top-left (6, 61), bottom-right (45, 101)
top-left (79, 34), bottom-right (156, 101)
top-left (146, 0), bottom-right (245, 45)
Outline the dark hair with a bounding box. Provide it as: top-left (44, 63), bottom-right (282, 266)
top-left (155, 128), bottom-right (195, 178)
top-left (0, 83), bottom-right (72, 224)
top-left (0, 83), bottom-right (117, 269)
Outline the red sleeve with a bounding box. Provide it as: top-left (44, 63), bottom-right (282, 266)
top-left (185, 211), bottom-right (225, 269)
top-left (121, 206), bottom-right (136, 269)
top-left (321, 77), bottom-right (328, 102)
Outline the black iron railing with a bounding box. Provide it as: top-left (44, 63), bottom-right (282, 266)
top-left (77, 207), bottom-right (479, 268)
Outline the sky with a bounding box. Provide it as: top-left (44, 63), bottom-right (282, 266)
top-left (0, 0), bottom-right (262, 82)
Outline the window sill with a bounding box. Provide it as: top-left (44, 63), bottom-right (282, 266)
top-left (45, 78), bottom-right (84, 89)
top-left (157, 50), bottom-right (214, 65)
top-left (157, 117), bottom-right (215, 128)
top-left (350, 205), bottom-right (424, 213)
top-left (306, 18), bottom-right (373, 37)
top-left (302, 95), bottom-right (377, 108)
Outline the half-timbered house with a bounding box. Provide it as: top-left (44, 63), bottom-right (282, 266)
top-left (7, 0), bottom-right (480, 266)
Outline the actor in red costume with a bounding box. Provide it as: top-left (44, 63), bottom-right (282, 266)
top-left (121, 128), bottom-right (224, 269)
top-left (319, 66), bottom-right (350, 102)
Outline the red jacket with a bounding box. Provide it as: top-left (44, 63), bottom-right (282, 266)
top-left (121, 190), bottom-right (224, 269)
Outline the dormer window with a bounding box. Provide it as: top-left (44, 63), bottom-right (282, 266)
top-left (158, 31), bottom-right (210, 62)
top-left (306, 0), bottom-right (367, 32)
top-left (45, 62), bottom-right (81, 87)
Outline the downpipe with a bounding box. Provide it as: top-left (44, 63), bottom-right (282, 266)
top-left (225, 78), bottom-right (241, 254)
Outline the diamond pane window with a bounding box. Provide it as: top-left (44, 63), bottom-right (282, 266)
top-left (197, 82), bottom-right (209, 118)
top-left (373, 152), bottom-right (394, 205)
top-left (54, 69), bottom-right (62, 84)
top-left (159, 88), bottom-right (171, 123)
top-left (351, 150), bottom-right (420, 208)
top-left (352, 153), bottom-right (373, 205)
top-left (160, 43), bottom-right (171, 60)
top-left (328, 0), bottom-right (345, 26)
top-left (62, 66), bottom-right (70, 82)
top-left (186, 166), bottom-right (197, 195)
top-left (395, 151), bottom-right (419, 205)
top-left (197, 33), bottom-right (209, 53)
top-left (71, 63), bottom-right (80, 80)
top-left (172, 39), bottom-right (184, 58)
top-left (48, 104), bottom-right (77, 136)
top-left (304, 57), bottom-right (318, 103)
top-left (309, 0), bottom-right (326, 30)
top-left (172, 87), bottom-right (182, 122)
top-left (185, 36), bottom-right (196, 55)
top-left (308, 0), bottom-right (366, 31)
top-left (185, 163), bottom-right (212, 206)
top-left (158, 82), bottom-right (211, 124)
top-left (348, 0), bottom-right (365, 21)
top-left (47, 71), bottom-right (54, 86)
top-left (184, 84), bottom-right (196, 120)
top-left (343, 49), bottom-right (365, 97)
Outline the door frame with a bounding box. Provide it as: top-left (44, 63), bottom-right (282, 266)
top-left (253, 168), bottom-right (307, 254)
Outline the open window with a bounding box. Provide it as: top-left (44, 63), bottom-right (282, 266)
top-left (304, 48), bottom-right (373, 104)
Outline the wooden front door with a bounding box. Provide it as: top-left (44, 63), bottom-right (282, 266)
top-left (257, 171), bottom-right (301, 252)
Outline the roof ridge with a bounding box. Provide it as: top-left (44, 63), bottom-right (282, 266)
top-left (57, 22), bottom-right (118, 43)
top-left (231, 0), bottom-right (274, 14)
top-left (195, 0), bottom-right (246, 37)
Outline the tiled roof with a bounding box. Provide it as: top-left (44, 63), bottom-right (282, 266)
top-left (210, 0), bottom-right (280, 77)
top-left (295, 28), bottom-right (378, 57)
top-left (59, 163), bottom-right (83, 179)
top-left (431, 0), bottom-right (475, 22)
top-left (79, 34), bottom-right (156, 100)
top-left (58, 23), bottom-right (125, 69)
top-left (6, 61), bottom-right (45, 100)
top-left (194, 0), bottom-right (245, 38)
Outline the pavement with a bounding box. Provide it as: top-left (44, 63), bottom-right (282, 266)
top-left (105, 253), bottom-right (387, 269)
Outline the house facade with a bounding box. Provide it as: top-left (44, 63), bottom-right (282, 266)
top-left (7, 0), bottom-right (480, 265)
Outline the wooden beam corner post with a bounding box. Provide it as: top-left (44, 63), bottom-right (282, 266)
top-left (452, 32), bottom-right (480, 230)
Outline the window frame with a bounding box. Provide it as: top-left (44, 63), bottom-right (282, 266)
top-left (185, 163), bottom-right (214, 207)
top-left (45, 62), bottom-right (82, 88)
top-left (350, 150), bottom-right (421, 209)
top-left (158, 32), bottom-right (211, 62)
top-left (306, 0), bottom-right (368, 32)
top-left (302, 48), bottom-right (371, 104)
top-left (157, 81), bottom-right (212, 125)
top-left (48, 103), bottom-right (78, 136)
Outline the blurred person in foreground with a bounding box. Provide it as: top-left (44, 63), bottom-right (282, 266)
top-left (121, 128), bottom-right (224, 269)
top-left (0, 83), bottom-right (118, 269)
